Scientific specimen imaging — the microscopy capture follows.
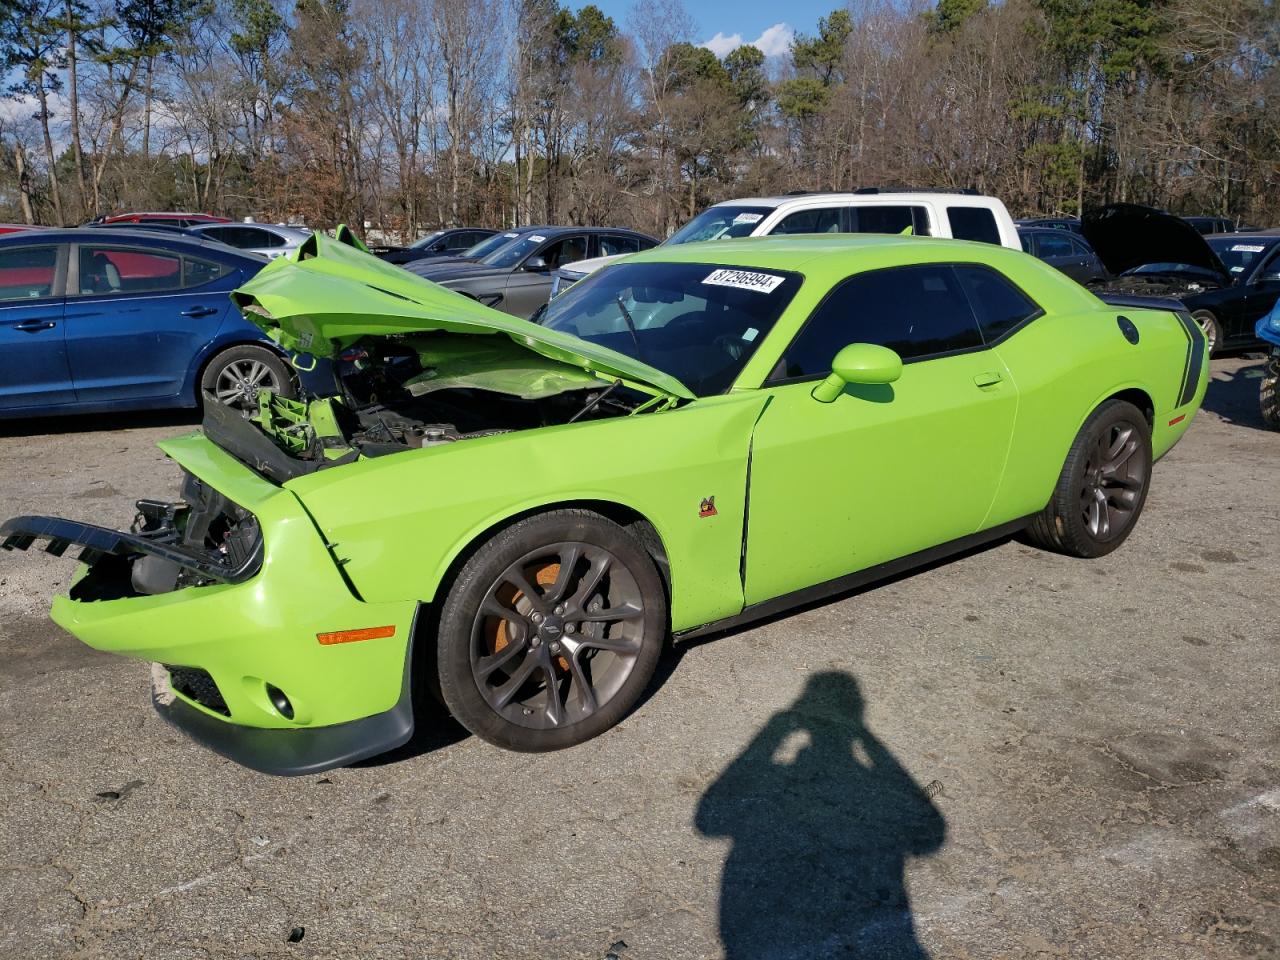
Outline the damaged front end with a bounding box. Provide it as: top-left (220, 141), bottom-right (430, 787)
top-left (2, 471), bottom-right (262, 598)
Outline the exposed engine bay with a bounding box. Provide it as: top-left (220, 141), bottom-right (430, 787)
top-left (208, 332), bottom-right (662, 484)
top-left (1088, 274), bottom-right (1223, 298)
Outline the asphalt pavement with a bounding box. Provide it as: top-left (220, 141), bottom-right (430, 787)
top-left (1, 357), bottom-right (1277, 959)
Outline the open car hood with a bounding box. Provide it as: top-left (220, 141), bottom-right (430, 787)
top-left (230, 230), bottom-right (694, 401)
top-left (1081, 204), bottom-right (1230, 280)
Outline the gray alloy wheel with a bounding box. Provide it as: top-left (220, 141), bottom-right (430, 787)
top-left (200, 345), bottom-right (295, 413)
top-left (469, 541), bottom-right (645, 730)
top-left (1191, 310), bottom-right (1221, 355)
top-left (1024, 399), bottom-right (1153, 558)
top-left (436, 509), bottom-right (666, 752)
top-left (1077, 419), bottom-right (1147, 542)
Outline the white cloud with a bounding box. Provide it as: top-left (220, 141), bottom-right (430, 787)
top-left (753, 22), bottom-right (795, 59)
top-left (702, 22), bottom-right (794, 60)
top-left (704, 31), bottom-right (744, 58)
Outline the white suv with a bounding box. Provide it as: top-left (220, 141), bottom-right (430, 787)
top-left (550, 190), bottom-right (1021, 296)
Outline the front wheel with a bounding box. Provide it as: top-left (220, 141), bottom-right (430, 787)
top-left (436, 510), bottom-right (666, 752)
top-left (200, 344), bottom-right (295, 412)
top-left (1024, 400), bottom-right (1153, 558)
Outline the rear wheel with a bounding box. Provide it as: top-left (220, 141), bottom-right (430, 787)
top-left (1191, 310), bottom-right (1221, 355)
top-left (436, 510), bottom-right (666, 752)
top-left (200, 344), bottom-right (295, 412)
top-left (1024, 400), bottom-right (1153, 558)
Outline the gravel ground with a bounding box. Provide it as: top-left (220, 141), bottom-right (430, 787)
top-left (0, 357), bottom-right (1277, 960)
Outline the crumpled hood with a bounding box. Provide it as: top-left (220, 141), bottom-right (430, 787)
top-left (231, 231), bottom-right (694, 400)
top-left (1082, 204), bottom-right (1230, 280)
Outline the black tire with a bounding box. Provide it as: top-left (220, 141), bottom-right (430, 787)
top-left (1261, 359), bottom-right (1280, 430)
top-left (1191, 310), bottom-right (1221, 356)
top-left (1024, 400), bottom-right (1153, 558)
top-left (436, 509), bottom-right (666, 752)
top-left (199, 344), bottom-right (295, 412)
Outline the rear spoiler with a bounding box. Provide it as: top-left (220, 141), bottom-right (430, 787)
top-left (1092, 292), bottom-right (1187, 313)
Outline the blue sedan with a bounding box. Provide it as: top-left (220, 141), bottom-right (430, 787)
top-left (0, 228), bottom-right (328, 419)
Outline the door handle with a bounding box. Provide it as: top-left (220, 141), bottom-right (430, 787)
top-left (14, 319), bottom-right (57, 332)
top-left (180, 306), bottom-right (218, 318)
top-left (973, 371), bottom-right (1004, 388)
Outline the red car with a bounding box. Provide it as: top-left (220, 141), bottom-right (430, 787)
top-left (98, 212), bottom-right (232, 227)
top-left (0, 224), bottom-right (38, 235)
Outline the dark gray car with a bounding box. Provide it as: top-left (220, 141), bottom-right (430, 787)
top-left (1018, 227), bottom-right (1108, 284)
top-left (404, 226), bottom-right (657, 319)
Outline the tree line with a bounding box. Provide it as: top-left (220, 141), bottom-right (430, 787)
top-left (1, 0), bottom-right (1277, 239)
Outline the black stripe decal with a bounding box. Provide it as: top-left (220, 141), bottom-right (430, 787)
top-left (1174, 311), bottom-right (1205, 407)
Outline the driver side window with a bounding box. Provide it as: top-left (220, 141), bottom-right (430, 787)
top-left (541, 236), bottom-right (588, 269)
top-left (774, 264), bottom-right (983, 381)
top-left (1256, 249), bottom-right (1280, 282)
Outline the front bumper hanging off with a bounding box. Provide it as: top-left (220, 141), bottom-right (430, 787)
top-left (1, 507), bottom-right (262, 588)
top-left (0, 434), bottom-right (422, 775)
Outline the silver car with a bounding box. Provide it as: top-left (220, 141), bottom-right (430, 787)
top-left (187, 223), bottom-right (312, 260)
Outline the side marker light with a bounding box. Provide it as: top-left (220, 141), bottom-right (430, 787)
top-left (317, 625), bottom-right (396, 645)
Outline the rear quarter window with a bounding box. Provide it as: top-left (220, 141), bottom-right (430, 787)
top-left (954, 265), bottom-right (1042, 343)
top-left (948, 206), bottom-right (1001, 245)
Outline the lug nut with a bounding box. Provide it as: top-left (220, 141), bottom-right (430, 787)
top-left (531, 637), bottom-right (541, 647)
top-left (550, 642), bottom-right (561, 654)
top-left (532, 612), bottom-right (543, 623)
top-left (554, 605), bottom-right (565, 615)
top-left (565, 623), bottom-right (576, 634)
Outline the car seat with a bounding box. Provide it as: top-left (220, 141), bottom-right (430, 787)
top-left (83, 253), bottom-right (122, 293)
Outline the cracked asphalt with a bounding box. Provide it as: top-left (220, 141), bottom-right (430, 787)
top-left (1, 356), bottom-right (1277, 959)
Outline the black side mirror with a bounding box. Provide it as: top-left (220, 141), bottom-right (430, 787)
top-left (525, 255), bottom-right (549, 272)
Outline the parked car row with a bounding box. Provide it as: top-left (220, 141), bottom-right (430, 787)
top-left (0, 228), bottom-right (328, 419)
top-left (2, 192), bottom-right (1274, 422)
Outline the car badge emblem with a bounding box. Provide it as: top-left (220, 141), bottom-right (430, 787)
top-left (699, 496), bottom-right (717, 518)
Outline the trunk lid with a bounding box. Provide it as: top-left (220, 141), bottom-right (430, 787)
top-left (231, 231), bottom-right (694, 401)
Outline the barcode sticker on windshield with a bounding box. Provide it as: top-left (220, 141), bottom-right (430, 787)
top-left (528, 235), bottom-right (546, 243)
top-left (702, 269), bottom-right (785, 294)
top-left (733, 212), bottom-right (764, 224)
top-left (503, 232), bottom-right (519, 238)
top-left (1232, 244), bottom-right (1265, 252)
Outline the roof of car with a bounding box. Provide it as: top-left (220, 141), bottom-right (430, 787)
top-left (0, 226), bottom-right (266, 258)
top-left (623, 233), bottom-right (1023, 272)
top-left (1208, 230), bottom-right (1280, 239)
top-left (713, 192), bottom-right (1002, 209)
top-left (517, 225), bottom-right (654, 238)
top-left (190, 222), bottom-right (312, 237)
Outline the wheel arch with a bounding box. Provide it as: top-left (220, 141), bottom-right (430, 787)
top-left (1102, 386), bottom-right (1155, 426)
top-left (408, 498), bottom-right (675, 711)
top-left (429, 498), bottom-right (673, 606)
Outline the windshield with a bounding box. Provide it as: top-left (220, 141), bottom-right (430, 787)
top-left (408, 230), bottom-right (445, 250)
top-left (666, 206), bottom-right (774, 245)
top-left (539, 261), bottom-right (802, 395)
top-left (481, 233), bottom-right (550, 268)
top-left (1207, 237), bottom-right (1274, 276)
top-left (1122, 262), bottom-right (1222, 282)
top-left (463, 231), bottom-right (523, 259)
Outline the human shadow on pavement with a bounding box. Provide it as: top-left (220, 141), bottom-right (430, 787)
top-left (696, 671), bottom-right (945, 960)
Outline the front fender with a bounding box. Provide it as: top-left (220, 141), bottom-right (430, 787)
top-left (285, 394), bottom-right (769, 632)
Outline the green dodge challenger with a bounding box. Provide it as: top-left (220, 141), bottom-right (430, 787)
top-left (2, 231), bottom-right (1207, 773)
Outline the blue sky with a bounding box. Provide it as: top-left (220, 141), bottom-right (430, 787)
top-left (577, 0), bottom-right (840, 59)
